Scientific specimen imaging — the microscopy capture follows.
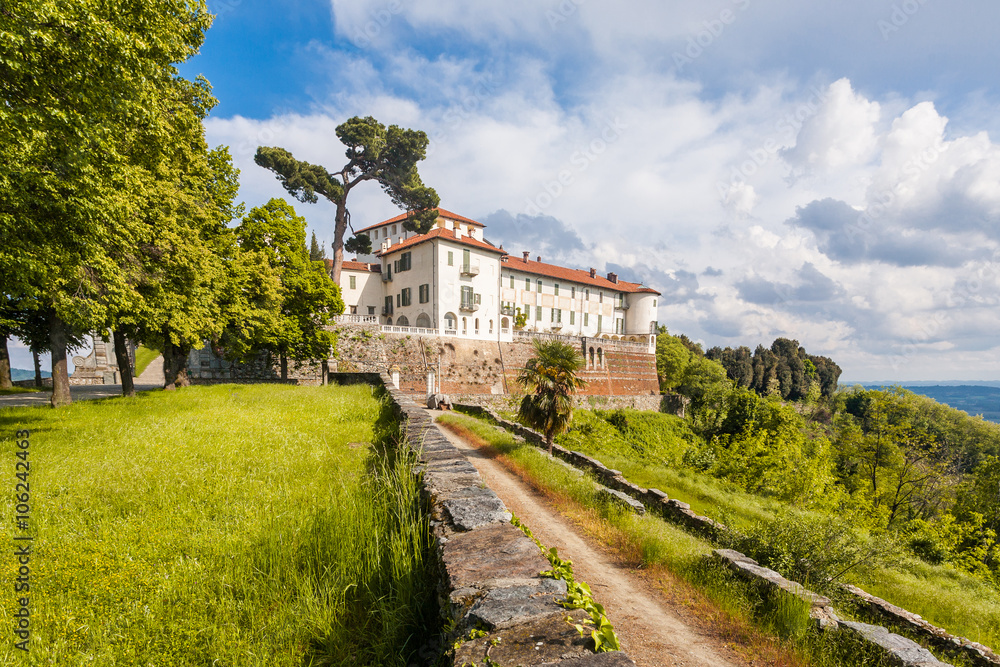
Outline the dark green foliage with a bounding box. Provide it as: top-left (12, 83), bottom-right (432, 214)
top-left (345, 233), bottom-right (372, 256)
top-left (255, 116), bottom-right (440, 283)
top-left (708, 338), bottom-right (842, 400)
top-left (255, 147), bottom-right (343, 204)
top-left (309, 231), bottom-right (327, 261)
top-left (706, 345), bottom-right (753, 388)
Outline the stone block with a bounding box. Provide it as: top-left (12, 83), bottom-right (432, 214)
top-left (598, 487), bottom-right (645, 515)
top-left (540, 652), bottom-right (637, 666)
top-left (840, 621), bottom-right (951, 666)
top-left (454, 608), bottom-right (592, 666)
top-left (443, 486), bottom-right (512, 531)
top-left (465, 578), bottom-right (568, 629)
top-left (442, 523), bottom-right (552, 592)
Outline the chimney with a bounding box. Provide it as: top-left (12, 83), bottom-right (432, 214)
top-left (589, 268), bottom-right (596, 278)
top-left (536, 256), bottom-right (542, 263)
top-left (523, 251), bottom-right (530, 263)
top-left (608, 272), bottom-right (618, 284)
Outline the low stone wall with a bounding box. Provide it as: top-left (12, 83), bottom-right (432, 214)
top-left (186, 347), bottom-right (325, 385)
top-left (379, 375), bottom-right (636, 666)
top-left (464, 404), bottom-right (1000, 667)
top-left (449, 392), bottom-right (665, 414)
top-left (12, 378), bottom-right (52, 388)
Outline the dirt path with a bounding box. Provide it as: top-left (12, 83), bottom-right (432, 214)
top-left (430, 412), bottom-right (748, 667)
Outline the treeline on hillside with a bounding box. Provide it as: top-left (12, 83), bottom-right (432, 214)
top-left (651, 328), bottom-right (1000, 583)
top-left (705, 339), bottom-right (842, 400)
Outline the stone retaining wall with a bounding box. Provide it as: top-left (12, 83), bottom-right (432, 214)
top-left (379, 375), bottom-right (636, 666)
top-left (461, 404), bottom-right (1000, 667)
top-left (12, 378), bottom-right (52, 388)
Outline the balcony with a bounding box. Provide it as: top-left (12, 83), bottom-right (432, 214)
top-left (381, 306), bottom-right (393, 316)
top-left (460, 262), bottom-right (480, 277)
top-left (459, 301), bottom-right (479, 312)
top-left (381, 271), bottom-right (392, 283)
top-left (500, 305), bottom-right (516, 316)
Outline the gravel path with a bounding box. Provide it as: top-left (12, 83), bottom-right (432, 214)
top-left (432, 413), bottom-right (749, 667)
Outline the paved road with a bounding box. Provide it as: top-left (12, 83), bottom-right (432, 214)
top-left (0, 384), bottom-right (163, 409)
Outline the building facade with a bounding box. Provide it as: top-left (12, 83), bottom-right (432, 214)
top-left (332, 208), bottom-right (660, 350)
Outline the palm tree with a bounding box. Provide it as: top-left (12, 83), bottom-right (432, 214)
top-left (517, 338), bottom-right (587, 455)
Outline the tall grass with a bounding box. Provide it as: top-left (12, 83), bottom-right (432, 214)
top-left (546, 409), bottom-right (1000, 648)
top-left (437, 413), bottom-right (939, 667)
top-left (0, 384), bottom-right (437, 666)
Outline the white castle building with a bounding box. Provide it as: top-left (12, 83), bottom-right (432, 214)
top-left (331, 208), bottom-right (660, 351)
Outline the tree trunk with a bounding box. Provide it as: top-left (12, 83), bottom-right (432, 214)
top-left (0, 336), bottom-right (11, 390)
top-left (162, 334), bottom-right (191, 390)
top-left (280, 353), bottom-right (288, 381)
top-left (113, 330), bottom-right (135, 397)
top-left (546, 432), bottom-right (554, 457)
top-left (32, 350), bottom-right (42, 388)
top-left (162, 336), bottom-right (177, 390)
top-left (331, 198), bottom-right (348, 286)
top-left (49, 316), bottom-right (71, 407)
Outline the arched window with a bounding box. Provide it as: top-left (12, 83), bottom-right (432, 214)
top-left (462, 317), bottom-right (468, 334)
top-left (501, 317), bottom-right (510, 331)
top-left (597, 348), bottom-right (603, 369)
top-left (489, 319), bottom-right (494, 333)
top-left (386, 317), bottom-right (393, 326)
top-left (444, 312), bottom-right (457, 331)
top-left (416, 313), bottom-right (431, 328)
top-left (396, 315), bottom-right (409, 327)
top-left (588, 347), bottom-right (595, 368)
top-left (475, 318), bottom-right (480, 333)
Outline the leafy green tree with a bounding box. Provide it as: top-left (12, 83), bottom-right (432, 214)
top-left (231, 199), bottom-right (344, 380)
top-left (517, 339), bottom-right (587, 455)
top-left (655, 329), bottom-right (692, 391)
top-left (255, 116), bottom-right (440, 285)
top-left (0, 0), bottom-right (214, 404)
top-left (707, 345), bottom-right (753, 388)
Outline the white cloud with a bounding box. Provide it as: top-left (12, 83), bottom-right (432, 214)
top-left (206, 9), bottom-right (1000, 380)
top-left (782, 78), bottom-right (881, 174)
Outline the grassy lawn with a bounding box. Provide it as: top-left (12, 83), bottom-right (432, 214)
top-left (0, 384), bottom-right (436, 666)
top-left (0, 386), bottom-right (41, 396)
top-left (440, 412), bottom-right (986, 666)
top-left (133, 345), bottom-right (161, 377)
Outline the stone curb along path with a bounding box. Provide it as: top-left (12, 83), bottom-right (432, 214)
top-left (457, 403), bottom-right (1000, 667)
top-left (379, 374), bottom-right (637, 667)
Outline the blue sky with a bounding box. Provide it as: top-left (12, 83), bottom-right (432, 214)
top-left (14, 1), bottom-right (1000, 381)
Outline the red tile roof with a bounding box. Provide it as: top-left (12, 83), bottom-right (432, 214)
top-left (378, 227), bottom-right (505, 257)
top-left (501, 256), bottom-right (660, 295)
top-left (324, 259), bottom-right (381, 273)
top-left (356, 207), bottom-right (485, 234)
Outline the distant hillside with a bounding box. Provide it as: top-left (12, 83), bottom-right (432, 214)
top-left (855, 384), bottom-right (1000, 423)
top-left (10, 368), bottom-right (51, 382)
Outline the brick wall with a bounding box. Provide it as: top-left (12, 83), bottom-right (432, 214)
top-left (332, 324), bottom-right (660, 400)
